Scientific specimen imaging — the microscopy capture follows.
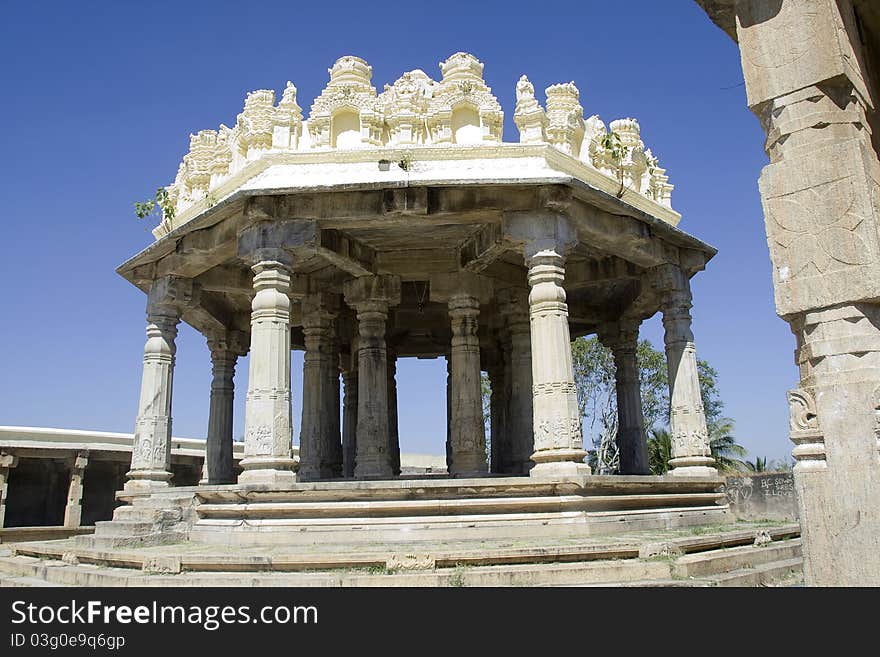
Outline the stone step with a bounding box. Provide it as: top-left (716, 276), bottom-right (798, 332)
top-left (111, 505), bottom-right (183, 524)
top-left (93, 520), bottom-right (160, 537)
top-left (195, 493), bottom-right (725, 519)
top-left (671, 539), bottom-right (802, 578)
top-left (709, 557), bottom-right (804, 587)
top-left (8, 523), bottom-right (800, 574)
top-left (0, 574), bottom-right (65, 587)
top-left (0, 540), bottom-right (803, 588)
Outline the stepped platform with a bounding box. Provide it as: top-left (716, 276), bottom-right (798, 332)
top-left (82, 474), bottom-right (731, 548)
top-left (0, 522), bottom-right (801, 587)
top-left (0, 474), bottom-right (800, 587)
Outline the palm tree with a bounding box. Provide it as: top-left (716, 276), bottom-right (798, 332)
top-left (647, 428), bottom-right (673, 475)
top-left (745, 456), bottom-right (768, 473)
top-left (708, 417), bottom-right (748, 473)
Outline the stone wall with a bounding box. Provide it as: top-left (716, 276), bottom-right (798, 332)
top-left (723, 472), bottom-right (798, 522)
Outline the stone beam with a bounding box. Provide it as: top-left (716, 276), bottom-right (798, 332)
top-left (564, 257), bottom-right (642, 290)
top-left (375, 250), bottom-right (459, 279)
top-left (459, 223), bottom-right (507, 273)
top-left (316, 230), bottom-right (377, 277)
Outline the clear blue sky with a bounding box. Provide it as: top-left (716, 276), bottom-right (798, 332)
top-left (0, 1), bottom-right (796, 461)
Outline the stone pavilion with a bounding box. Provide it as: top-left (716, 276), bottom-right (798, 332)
top-left (108, 53), bottom-right (725, 545)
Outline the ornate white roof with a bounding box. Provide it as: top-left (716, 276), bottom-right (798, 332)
top-left (154, 52), bottom-right (675, 238)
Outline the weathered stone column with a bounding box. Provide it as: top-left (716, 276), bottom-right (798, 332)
top-left (698, 0), bottom-right (880, 586)
top-left (238, 261), bottom-right (298, 486)
top-left (126, 277), bottom-right (193, 492)
top-left (63, 452), bottom-right (89, 528)
top-left (204, 331), bottom-right (246, 485)
top-left (498, 287), bottom-right (534, 474)
top-left (387, 350), bottom-right (401, 476)
top-left (525, 242), bottom-right (588, 476)
top-left (299, 293), bottom-right (340, 480)
top-left (655, 264), bottom-right (715, 477)
top-left (0, 452), bottom-right (18, 528)
top-left (341, 342), bottom-right (358, 478)
top-left (343, 275), bottom-right (401, 478)
top-left (432, 273), bottom-right (492, 476)
top-left (600, 320), bottom-right (649, 475)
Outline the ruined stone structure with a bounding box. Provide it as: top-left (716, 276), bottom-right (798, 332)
top-left (697, 0), bottom-right (880, 585)
top-left (106, 53), bottom-right (727, 547)
top-left (0, 427), bottom-right (229, 530)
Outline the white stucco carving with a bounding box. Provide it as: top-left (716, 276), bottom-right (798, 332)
top-left (155, 52), bottom-right (674, 236)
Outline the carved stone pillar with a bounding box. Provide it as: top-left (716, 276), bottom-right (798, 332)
top-left (387, 350), bottom-right (401, 476)
top-left (655, 265), bottom-right (715, 477)
top-left (432, 273), bottom-right (492, 476)
top-left (64, 452), bottom-right (89, 528)
top-left (786, 304), bottom-right (880, 585)
top-left (238, 261), bottom-right (298, 486)
top-left (0, 452), bottom-right (18, 528)
top-left (341, 342), bottom-right (358, 478)
top-left (299, 293), bottom-right (340, 480)
top-left (498, 287), bottom-right (534, 475)
top-left (126, 277), bottom-right (192, 492)
top-left (204, 331), bottom-right (246, 485)
top-left (343, 275), bottom-right (401, 478)
top-left (525, 244), bottom-right (588, 476)
top-left (696, 0), bottom-right (880, 585)
top-left (600, 320), bottom-right (649, 475)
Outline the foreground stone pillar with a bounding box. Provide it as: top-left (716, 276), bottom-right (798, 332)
top-left (499, 287), bottom-right (534, 474)
top-left (601, 320), bottom-right (649, 475)
top-left (341, 344), bottom-right (358, 478)
top-left (788, 304), bottom-right (880, 585)
top-left (698, 0), bottom-right (880, 586)
top-left (343, 275), bottom-right (401, 478)
top-left (387, 351), bottom-right (401, 476)
top-left (0, 452), bottom-right (18, 528)
top-left (656, 265), bottom-right (716, 477)
top-left (299, 294), bottom-right (340, 480)
top-left (525, 243), bottom-right (588, 476)
top-left (238, 261), bottom-right (298, 486)
top-left (126, 277), bottom-right (192, 492)
top-left (432, 273), bottom-right (492, 476)
top-left (205, 331), bottom-right (246, 485)
top-left (64, 452), bottom-right (89, 528)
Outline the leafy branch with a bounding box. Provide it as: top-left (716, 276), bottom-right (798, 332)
top-left (134, 187), bottom-right (175, 223)
top-left (599, 130), bottom-right (629, 199)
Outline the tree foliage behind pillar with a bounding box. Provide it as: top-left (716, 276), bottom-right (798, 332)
top-left (569, 336), bottom-right (739, 474)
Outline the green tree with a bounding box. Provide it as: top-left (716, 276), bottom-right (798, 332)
top-left (569, 335), bottom-right (746, 475)
top-left (481, 372), bottom-right (492, 461)
top-left (745, 456), bottom-right (768, 473)
top-left (708, 416), bottom-right (748, 473)
top-left (647, 427), bottom-right (673, 475)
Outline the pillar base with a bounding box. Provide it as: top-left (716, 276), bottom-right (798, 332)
top-left (669, 456), bottom-right (717, 478)
top-left (529, 455), bottom-right (591, 478)
top-left (237, 457), bottom-right (298, 487)
top-left (449, 455), bottom-right (488, 477)
top-left (354, 458), bottom-right (393, 479)
top-left (123, 470), bottom-right (173, 494)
